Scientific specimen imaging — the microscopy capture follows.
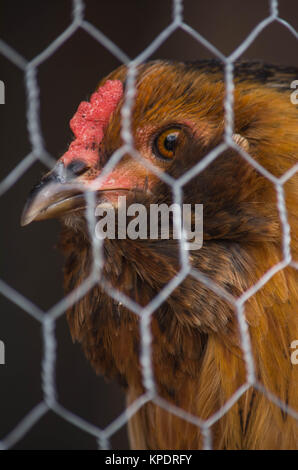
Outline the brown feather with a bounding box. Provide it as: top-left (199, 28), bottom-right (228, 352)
top-left (58, 60), bottom-right (298, 449)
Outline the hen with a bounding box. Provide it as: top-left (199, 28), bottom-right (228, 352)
top-left (21, 60), bottom-right (298, 449)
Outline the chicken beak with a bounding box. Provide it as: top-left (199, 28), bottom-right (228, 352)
top-left (20, 163), bottom-right (88, 226)
top-left (21, 159), bottom-right (151, 226)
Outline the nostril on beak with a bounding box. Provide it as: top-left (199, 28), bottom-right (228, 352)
top-left (66, 159), bottom-right (89, 177)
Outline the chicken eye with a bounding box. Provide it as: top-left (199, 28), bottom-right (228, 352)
top-left (153, 128), bottom-right (181, 160)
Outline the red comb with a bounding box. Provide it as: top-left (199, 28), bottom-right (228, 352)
top-left (61, 80), bottom-right (123, 167)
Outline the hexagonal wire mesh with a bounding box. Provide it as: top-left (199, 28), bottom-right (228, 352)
top-left (0, 0), bottom-right (298, 450)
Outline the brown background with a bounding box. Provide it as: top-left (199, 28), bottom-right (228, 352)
top-left (0, 0), bottom-right (297, 450)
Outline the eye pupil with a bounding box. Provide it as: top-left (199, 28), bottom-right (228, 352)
top-left (164, 134), bottom-right (177, 151)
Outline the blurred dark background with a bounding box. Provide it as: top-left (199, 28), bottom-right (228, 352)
top-left (0, 0), bottom-right (297, 450)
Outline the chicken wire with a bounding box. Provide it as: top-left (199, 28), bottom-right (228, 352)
top-left (0, 0), bottom-right (297, 450)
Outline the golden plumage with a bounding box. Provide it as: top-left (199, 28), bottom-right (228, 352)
top-left (23, 60), bottom-right (298, 449)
